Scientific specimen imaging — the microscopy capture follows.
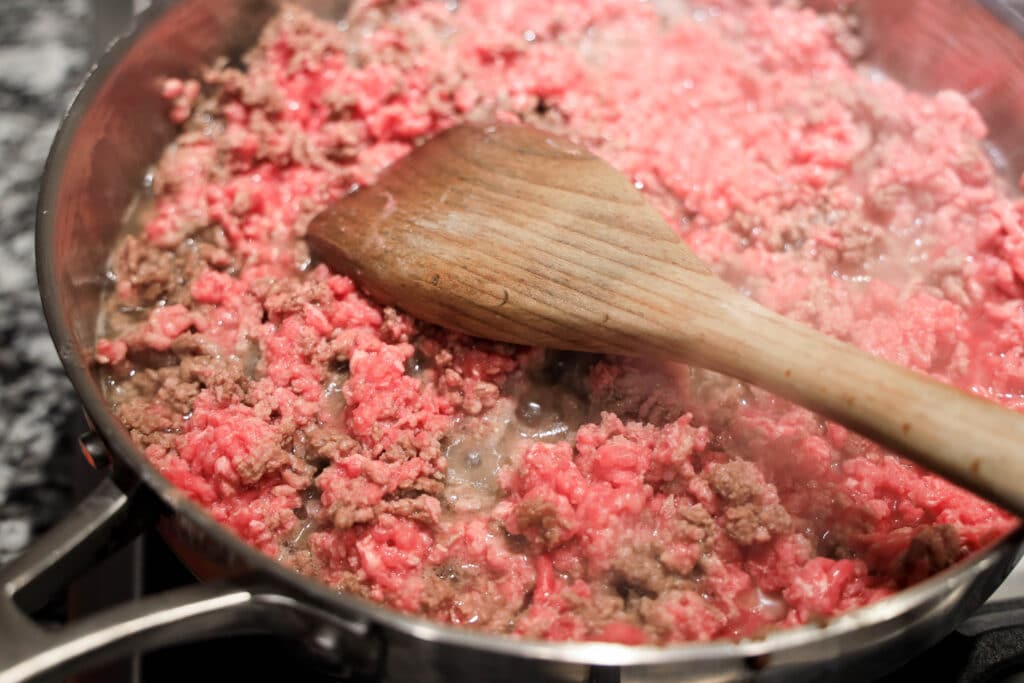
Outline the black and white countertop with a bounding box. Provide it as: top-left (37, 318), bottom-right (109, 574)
top-left (0, 0), bottom-right (92, 565)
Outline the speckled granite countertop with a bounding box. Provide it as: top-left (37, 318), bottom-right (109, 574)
top-left (0, 0), bottom-right (91, 564)
top-left (2, 0), bottom-right (1024, 568)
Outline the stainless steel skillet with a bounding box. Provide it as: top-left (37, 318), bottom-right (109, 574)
top-left (5, 1), bottom-right (1024, 681)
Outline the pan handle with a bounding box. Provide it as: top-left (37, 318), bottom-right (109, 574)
top-left (0, 477), bottom-right (378, 683)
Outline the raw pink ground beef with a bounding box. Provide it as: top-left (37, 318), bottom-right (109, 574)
top-left (96, 0), bottom-right (1023, 644)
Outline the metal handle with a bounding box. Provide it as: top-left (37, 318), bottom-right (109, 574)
top-left (0, 477), bottom-right (378, 683)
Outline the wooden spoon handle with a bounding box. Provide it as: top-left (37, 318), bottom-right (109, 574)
top-left (682, 291), bottom-right (1024, 516)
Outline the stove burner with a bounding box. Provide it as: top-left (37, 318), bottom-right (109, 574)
top-left (876, 601), bottom-right (1024, 683)
top-left (69, 532), bottom-right (354, 683)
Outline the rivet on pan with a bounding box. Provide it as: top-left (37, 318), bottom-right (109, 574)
top-left (308, 625), bottom-right (341, 656)
top-left (78, 431), bottom-right (112, 470)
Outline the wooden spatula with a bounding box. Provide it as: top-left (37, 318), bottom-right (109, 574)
top-left (308, 122), bottom-right (1024, 515)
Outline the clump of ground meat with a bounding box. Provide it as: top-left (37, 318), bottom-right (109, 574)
top-left (95, 0), bottom-right (1021, 645)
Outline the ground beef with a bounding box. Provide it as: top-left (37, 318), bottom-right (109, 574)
top-left (95, 0), bottom-right (1021, 645)
top-left (902, 525), bottom-right (963, 579)
top-left (111, 236), bottom-right (182, 307)
top-left (722, 503), bottom-right (792, 546)
top-left (708, 460), bottom-right (765, 505)
top-left (116, 398), bottom-right (180, 451)
top-left (588, 359), bottom-right (689, 426)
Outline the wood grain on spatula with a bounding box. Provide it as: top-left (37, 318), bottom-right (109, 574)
top-left (308, 123), bottom-right (1024, 516)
